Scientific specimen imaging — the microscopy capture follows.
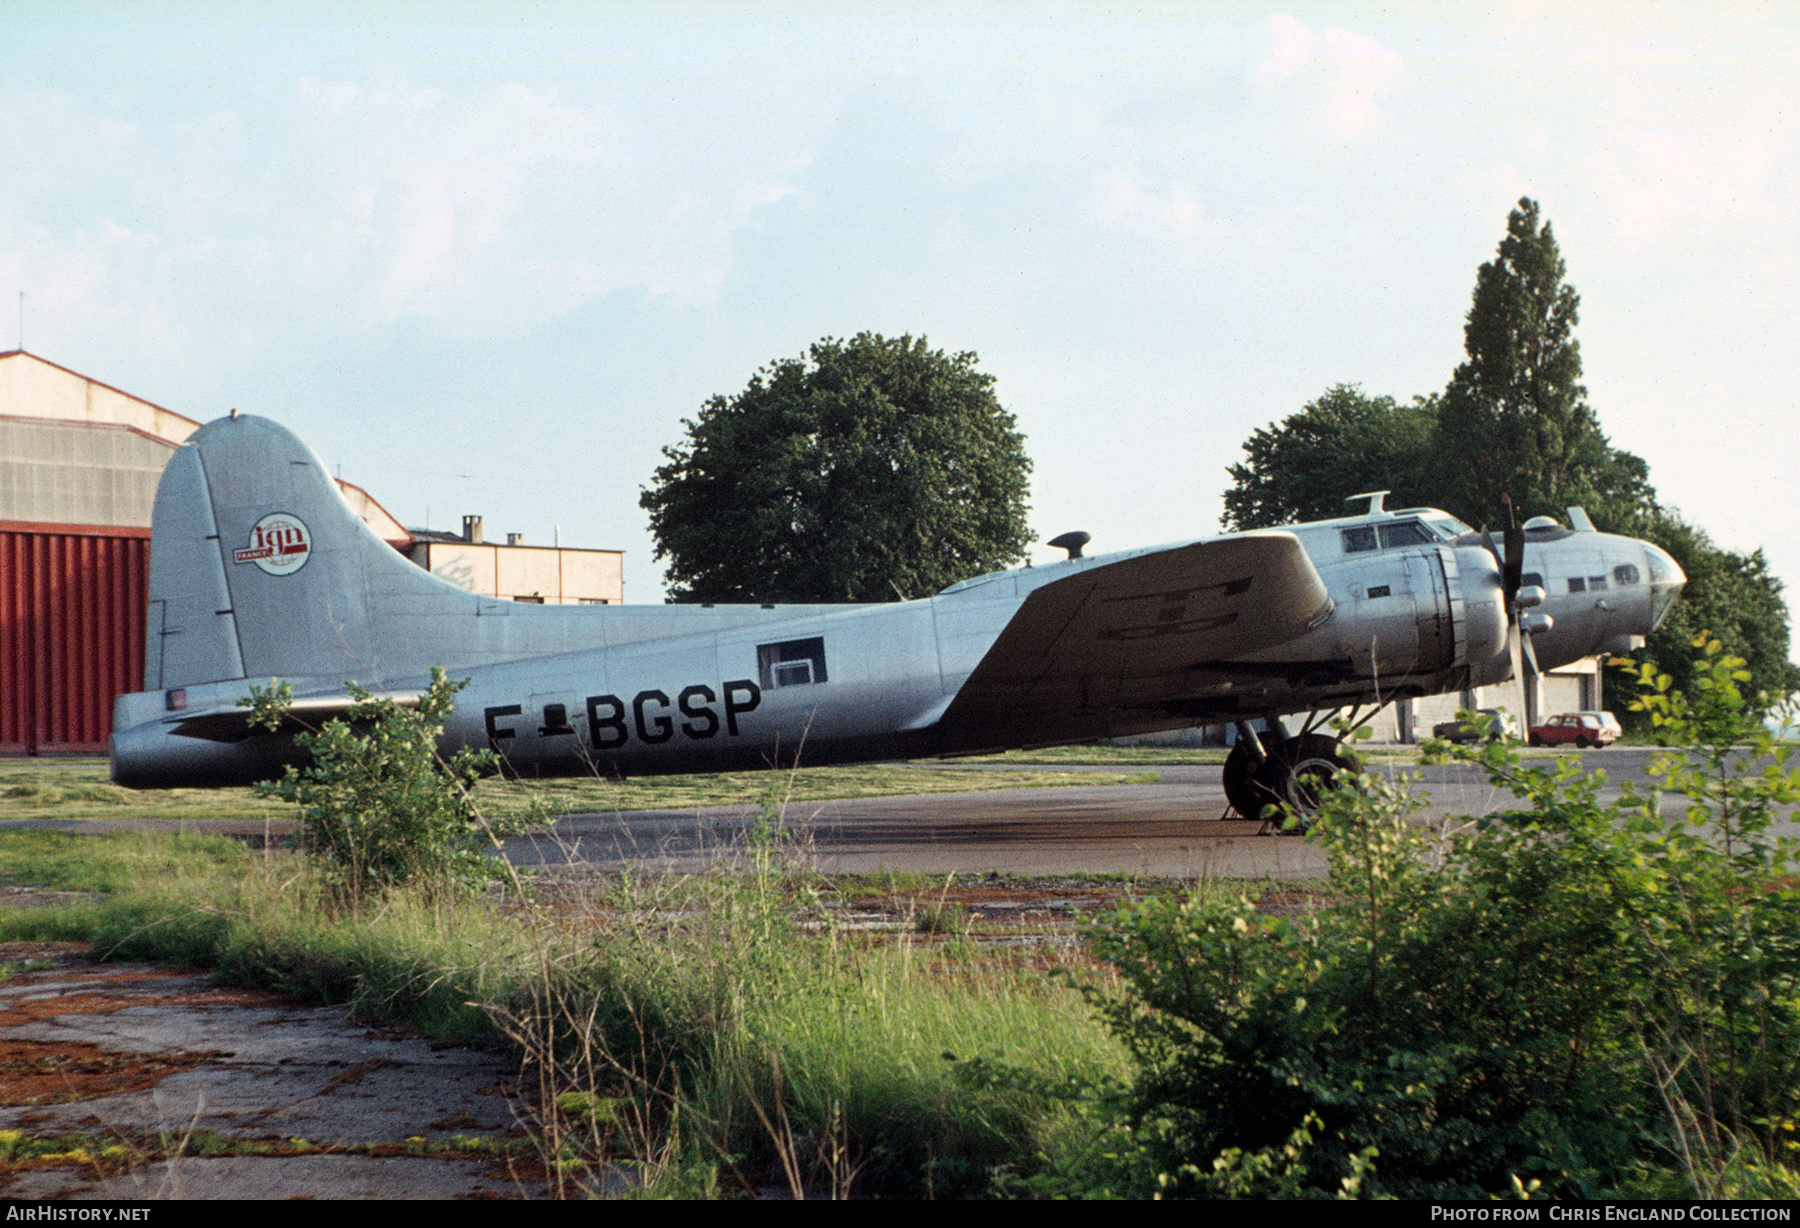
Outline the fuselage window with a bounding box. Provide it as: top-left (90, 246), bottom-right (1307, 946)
top-left (1588, 575), bottom-right (1609, 592)
top-left (1522, 572), bottom-right (1543, 589)
top-left (758, 637), bottom-right (829, 689)
top-left (1568, 577), bottom-right (1587, 593)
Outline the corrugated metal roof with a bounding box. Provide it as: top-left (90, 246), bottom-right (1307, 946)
top-left (0, 417), bottom-right (174, 528)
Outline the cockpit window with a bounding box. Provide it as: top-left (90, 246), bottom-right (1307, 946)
top-left (1378, 521), bottom-right (1433, 549)
top-left (1613, 564), bottom-right (1640, 586)
top-left (1425, 515), bottom-right (1474, 538)
top-left (1343, 519), bottom-right (1435, 554)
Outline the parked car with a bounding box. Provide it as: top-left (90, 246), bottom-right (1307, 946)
top-left (1528, 712), bottom-right (1620, 748)
top-left (1431, 709), bottom-right (1517, 743)
top-left (1571, 711), bottom-right (1623, 740)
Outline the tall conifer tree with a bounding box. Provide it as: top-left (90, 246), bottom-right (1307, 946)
top-left (1432, 198), bottom-right (1653, 529)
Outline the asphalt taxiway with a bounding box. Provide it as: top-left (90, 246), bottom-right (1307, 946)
top-left (3, 748), bottom-right (1767, 881)
top-left (499, 748), bottom-right (1690, 879)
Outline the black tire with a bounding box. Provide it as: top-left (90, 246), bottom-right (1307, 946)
top-left (1249, 733), bottom-right (1361, 828)
top-left (1575, 735), bottom-right (1590, 749)
top-left (1222, 740), bottom-right (1261, 819)
top-left (1530, 734), bottom-right (1545, 747)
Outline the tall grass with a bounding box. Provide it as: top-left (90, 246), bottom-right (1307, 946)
top-left (488, 823), bottom-right (1126, 1197)
top-left (0, 827), bottom-right (1126, 1197)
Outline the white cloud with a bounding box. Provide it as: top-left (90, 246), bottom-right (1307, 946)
top-left (1251, 13), bottom-right (1316, 87)
top-left (1097, 166), bottom-right (1211, 243)
top-left (290, 81), bottom-right (610, 329)
top-left (1251, 13), bottom-right (1401, 136)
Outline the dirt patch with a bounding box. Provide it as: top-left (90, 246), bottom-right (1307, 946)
top-left (0, 1038), bottom-right (204, 1106)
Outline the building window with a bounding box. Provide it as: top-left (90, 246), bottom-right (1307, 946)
top-left (757, 637), bottom-right (828, 689)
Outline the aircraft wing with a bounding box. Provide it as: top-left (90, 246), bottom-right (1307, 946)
top-left (936, 532), bottom-right (1330, 739)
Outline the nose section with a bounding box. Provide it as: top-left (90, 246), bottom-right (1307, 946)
top-left (1643, 542), bottom-right (1686, 632)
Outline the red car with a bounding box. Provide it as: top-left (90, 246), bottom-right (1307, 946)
top-left (1528, 712), bottom-right (1619, 748)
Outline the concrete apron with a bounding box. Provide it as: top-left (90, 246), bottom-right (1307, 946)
top-left (0, 942), bottom-right (545, 1200)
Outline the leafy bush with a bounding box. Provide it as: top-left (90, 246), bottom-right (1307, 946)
top-left (1077, 637), bottom-right (1800, 1198)
top-left (248, 667), bottom-right (534, 905)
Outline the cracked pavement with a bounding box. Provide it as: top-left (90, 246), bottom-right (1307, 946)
top-left (0, 943), bottom-right (543, 1200)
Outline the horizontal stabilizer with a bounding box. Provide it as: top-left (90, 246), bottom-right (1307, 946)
top-left (167, 692), bottom-right (423, 743)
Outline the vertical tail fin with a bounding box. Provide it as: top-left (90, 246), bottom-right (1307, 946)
top-left (148, 414), bottom-right (466, 689)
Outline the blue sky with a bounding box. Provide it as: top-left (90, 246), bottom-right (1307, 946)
top-left (4, 1), bottom-right (1796, 653)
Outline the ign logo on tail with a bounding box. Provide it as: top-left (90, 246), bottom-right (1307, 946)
top-left (233, 513), bottom-right (311, 576)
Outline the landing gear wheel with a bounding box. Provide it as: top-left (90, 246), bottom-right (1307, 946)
top-left (1222, 741), bottom-right (1260, 819)
top-left (1225, 733), bottom-right (1361, 828)
top-left (1252, 734), bottom-right (1361, 832)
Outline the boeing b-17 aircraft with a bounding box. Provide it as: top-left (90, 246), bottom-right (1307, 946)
top-left (109, 414), bottom-right (1686, 819)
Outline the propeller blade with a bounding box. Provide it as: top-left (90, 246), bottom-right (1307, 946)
top-left (1512, 623), bottom-right (1526, 727)
top-left (1507, 619), bottom-right (1532, 730)
top-left (1501, 494), bottom-right (1524, 604)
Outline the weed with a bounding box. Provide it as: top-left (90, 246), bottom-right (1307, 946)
top-left (246, 668), bottom-right (542, 906)
top-left (1067, 636), bottom-right (1800, 1199)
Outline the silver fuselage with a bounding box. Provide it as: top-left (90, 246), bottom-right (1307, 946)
top-left (108, 415), bottom-right (1684, 787)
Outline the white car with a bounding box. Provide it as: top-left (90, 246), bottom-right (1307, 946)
top-left (1431, 709), bottom-right (1518, 743)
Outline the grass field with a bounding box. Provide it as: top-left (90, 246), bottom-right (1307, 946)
top-left (0, 827), bottom-right (1145, 1198)
top-left (0, 756), bottom-right (1155, 825)
top-left (957, 741), bottom-right (1426, 766)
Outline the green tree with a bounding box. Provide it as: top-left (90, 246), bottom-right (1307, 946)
top-left (1221, 202), bottom-right (1652, 534)
top-left (1605, 511), bottom-right (1800, 717)
top-left (1218, 198), bottom-right (1796, 716)
top-left (1432, 197), bottom-right (1655, 530)
top-left (1221, 385), bottom-right (1436, 531)
top-left (641, 333), bottom-right (1032, 603)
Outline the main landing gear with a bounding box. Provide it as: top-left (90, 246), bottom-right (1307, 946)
top-left (1223, 719), bottom-right (1363, 832)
